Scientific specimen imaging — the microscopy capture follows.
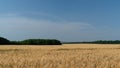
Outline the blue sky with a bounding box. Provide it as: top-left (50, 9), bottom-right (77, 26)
top-left (0, 0), bottom-right (120, 42)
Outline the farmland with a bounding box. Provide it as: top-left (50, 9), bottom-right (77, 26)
top-left (0, 44), bottom-right (120, 68)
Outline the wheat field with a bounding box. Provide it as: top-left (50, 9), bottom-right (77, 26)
top-left (0, 44), bottom-right (120, 68)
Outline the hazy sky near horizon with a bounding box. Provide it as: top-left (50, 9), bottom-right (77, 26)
top-left (0, 0), bottom-right (120, 42)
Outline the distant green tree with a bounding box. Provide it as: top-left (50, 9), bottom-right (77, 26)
top-left (19, 39), bottom-right (62, 45)
top-left (0, 37), bottom-right (10, 45)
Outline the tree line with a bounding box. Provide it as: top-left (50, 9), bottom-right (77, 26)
top-left (0, 37), bottom-right (62, 45)
top-left (64, 40), bottom-right (120, 44)
top-left (81, 40), bottom-right (120, 44)
top-left (1, 36), bottom-right (120, 45)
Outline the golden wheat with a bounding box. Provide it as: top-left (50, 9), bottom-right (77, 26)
top-left (0, 44), bottom-right (120, 68)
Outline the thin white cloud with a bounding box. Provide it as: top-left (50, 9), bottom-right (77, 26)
top-left (24, 11), bottom-right (64, 21)
top-left (0, 13), bottom-right (18, 17)
top-left (0, 16), bottom-right (93, 32)
top-left (0, 13), bottom-right (94, 41)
